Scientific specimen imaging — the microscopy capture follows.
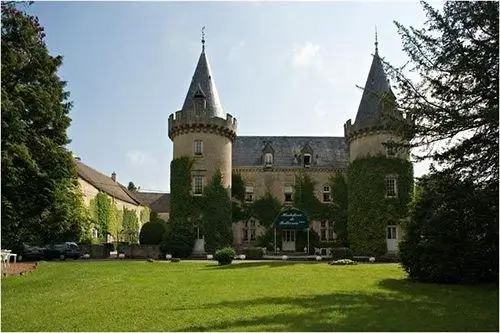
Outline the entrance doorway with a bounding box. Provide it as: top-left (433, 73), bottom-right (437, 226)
top-left (282, 230), bottom-right (295, 251)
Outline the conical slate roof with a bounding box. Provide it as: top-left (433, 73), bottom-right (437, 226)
top-left (352, 49), bottom-right (395, 132)
top-left (181, 48), bottom-right (224, 118)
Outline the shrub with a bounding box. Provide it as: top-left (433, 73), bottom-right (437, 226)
top-left (330, 247), bottom-right (353, 260)
top-left (214, 247), bottom-right (235, 266)
top-left (330, 259), bottom-right (357, 265)
top-left (242, 248), bottom-right (264, 259)
top-left (139, 222), bottom-right (166, 245)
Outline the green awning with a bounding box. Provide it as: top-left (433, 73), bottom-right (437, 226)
top-left (273, 208), bottom-right (309, 229)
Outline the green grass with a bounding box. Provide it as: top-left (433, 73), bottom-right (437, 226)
top-left (1, 261), bottom-right (498, 331)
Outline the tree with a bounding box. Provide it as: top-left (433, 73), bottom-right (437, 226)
top-left (1, 3), bottom-right (87, 247)
top-left (127, 181), bottom-right (137, 192)
top-left (385, 1), bottom-right (498, 184)
top-left (399, 170), bottom-right (498, 284)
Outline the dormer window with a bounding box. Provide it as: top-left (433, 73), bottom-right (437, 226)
top-left (264, 153), bottom-right (273, 167)
top-left (304, 154), bottom-right (311, 167)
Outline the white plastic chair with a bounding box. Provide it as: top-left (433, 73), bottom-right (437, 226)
top-left (1, 250), bottom-right (11, 269)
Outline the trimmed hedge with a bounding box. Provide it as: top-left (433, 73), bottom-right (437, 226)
top-left (242, 248), bottom-right (264, 259)
top-left (139, 221), bottom-right (166, 245)
top-left (330, 247), bottom-right (353, 260)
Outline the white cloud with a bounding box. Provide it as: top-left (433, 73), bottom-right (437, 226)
top-left (292, 42), bottom-right (323, 70)
top-left (229, 40), bottom-right (245, 60)
top-left (126, 150), bottom-right (155, 167)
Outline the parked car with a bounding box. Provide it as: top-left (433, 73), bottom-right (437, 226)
top-left (12, 243), bottom-right (45, 262)
top-left (44, 242), bottom-right (81, 260)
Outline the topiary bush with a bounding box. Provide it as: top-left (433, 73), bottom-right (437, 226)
top-left (330, 247), bottom-right (353, 260)
top-left (214, 247), bottom-right (236, 266)
top-left (139, 221), bottom-right (166, 245)
top-left (242, 247), bottom-right (264, 259)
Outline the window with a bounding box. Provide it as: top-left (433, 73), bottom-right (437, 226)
top-left (304, 154), bottom-right (311, 167)
top-left (193, 175), bottom-right (203, 195)
top-left (194, 140), bottom-right (203, 156)
top-left (320, 220), bottom-right (335, 241)
top-left (323, 185), bottom-right (331, 202)
top-left (387, 226), bottom-right (397, 239)
top-left (385, 177), bottom-right (397, 198)
top-left (264, 153), bottom-right (273, 167)
top-left (242, 220), bottom-right (257, 242)
top-left (91, 228), bottom-right (98, 239)
top-left (284, 185), bottom-right (293, 202)
top-left (245, 186), bottom-right (254, 203)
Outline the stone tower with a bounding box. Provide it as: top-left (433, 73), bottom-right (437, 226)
top-left (344, 35), bottom-right (408, 161)
top-left (168, 39), bottom-right (237, 191)
top-left (343, 34), bottom-right (413, 256)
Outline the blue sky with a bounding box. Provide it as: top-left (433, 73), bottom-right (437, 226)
top-left (28, 1), bottom-right (436, 192)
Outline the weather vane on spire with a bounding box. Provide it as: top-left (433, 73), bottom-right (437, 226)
top-left (375, 26), bottom-right (379, 54)
top-left (201, 26), bottom-right (206, 50)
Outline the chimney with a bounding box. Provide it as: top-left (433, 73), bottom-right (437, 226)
top-left (111, 172), bottom-right (116, 182)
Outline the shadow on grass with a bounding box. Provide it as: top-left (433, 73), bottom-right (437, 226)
top-left (175, 280), bottom-right (499, 332)
top-left (204, 260), bottom-right (324, 270)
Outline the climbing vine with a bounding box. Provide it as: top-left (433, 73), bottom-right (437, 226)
top-left (140, 206), bottom-right (151, 225)
top-left (330, 173), bottom-right (348, 247)
top-left (347, 156), bottom-right (413, 256)
top-left (122, 208), bottom-right (139, 244)
top-left (92, 192), bottom-right (111, 242)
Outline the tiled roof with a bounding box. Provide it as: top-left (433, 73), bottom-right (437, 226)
top-left (181, 48), bottom-right (224, 118)
top-left (232, 136), bottom-right (348, 169)
top-left (75, 160), bottom-right (140, 206)
top-left (134, 192), bottom-right (170, 213)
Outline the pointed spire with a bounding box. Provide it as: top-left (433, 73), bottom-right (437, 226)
top-left (352, 33), bottom-right (396, 132)
top-left (201, 26), bottom-right (206, 52)
top-left (181, 28), bottom-right (224, 118)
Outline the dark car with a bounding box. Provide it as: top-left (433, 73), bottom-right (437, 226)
top-left (44, 242), bottom-right (81, 260)
top-left (12, 243), bottom-right (45, 262)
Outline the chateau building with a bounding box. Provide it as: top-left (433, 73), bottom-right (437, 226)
top-left (168, 35), bottom-right (412, 255)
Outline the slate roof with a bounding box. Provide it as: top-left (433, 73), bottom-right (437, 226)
top-left (232, 136), bottom-right (348, 169)
top-left (75, 160), bottom-right (141, 206)
top-left (181, 48), bottom-right (224, 118)
top-left (134, 192), bottom-right (171, 214)
top-left (352, 50), bottom-right (397, 132)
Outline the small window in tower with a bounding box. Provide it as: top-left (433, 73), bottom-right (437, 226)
top-left (245, 186), bottom-right (254, 203)
top-left (385, 177), bottom-right (397, 198)
top-left (194, 140), bottom-right (203, 156)
top-left (304, 154), bottom-right (311, 167)
top-left (284, 185), bottom-right (293, 202)
top-left (264, 153), bottom-right (273, 167)
top-left (193, 175), bottom-right (203, 196)
top-left (323, 185), bottom-right (331, 202)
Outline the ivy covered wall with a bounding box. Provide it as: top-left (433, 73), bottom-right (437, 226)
top-left (347, 156), bottom-right (413, 256)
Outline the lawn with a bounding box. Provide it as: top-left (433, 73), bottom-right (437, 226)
top-left (1, 260), bottom-right (498, 331)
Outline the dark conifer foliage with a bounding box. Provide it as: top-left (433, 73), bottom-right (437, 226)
top-left (1, 3), bottom-right (89, 247)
